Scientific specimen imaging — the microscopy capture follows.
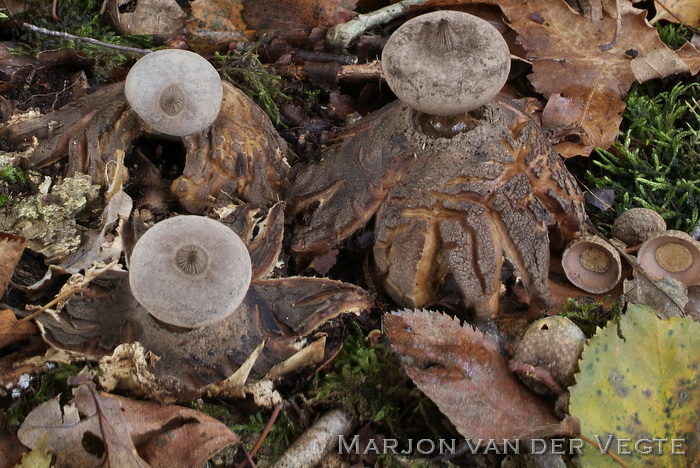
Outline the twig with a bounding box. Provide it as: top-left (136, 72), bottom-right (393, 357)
top-left (269, 60), bottom-right (383, 82)
top-left (235, 403), bottom-right (282, 468)
top-left (578, 434), bottom-right (630, 467)
top-left (51, 0), bottom-right (58, 21)
top-left (326, 0), bottom-right (429, 49)
top-left (238, 443), bottom-right (257, 468)
top-left (21, 22), bottom-right (151, 55)
top-left (273, 408), bottom-right (353, 468)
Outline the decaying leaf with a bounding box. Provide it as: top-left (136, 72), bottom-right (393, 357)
top-left (652, 0), bottom-right (700, 26)
top-left (0, 309), bottom-right (37, 350)
top-left (384, 310), bottom-right (577, 443)
top-left (108, 0), bottom-right (186, 38)
top-left (0, 232), bottom-right (25, 297)
top-left (624, 271), bottom-right (688, 319)
top-left (0, 413), bottom-right (27, 468)
top-left (570, 305), bottom-right (700, 467)
top-left (187, 0), bottom-right (253, 50)
top-left (18, 384), bottom-right (150, 468)
top-left (243, 0), bottom-right (359, 41)
top-left (18, 383), bottom-right (239, 468)
top-left (501, 0), bottom-right (690, 156)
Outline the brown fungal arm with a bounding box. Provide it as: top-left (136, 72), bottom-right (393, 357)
top-left (287, 101), bottom-right (420, 254)
top-left (173, 82), bottom-right (291, 213)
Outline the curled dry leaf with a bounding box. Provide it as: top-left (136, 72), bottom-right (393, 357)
top-left (108, 0), bottom-right (186, 39)
top-left (187, 0), bottom-right (252, 51)
top-left (0, 309), bottom-right (37, 350)
top-left (384, 309), bottom-right (578, 443)
top-left (0, 232), bottom-right (25, 297)
top-left (18, 383), bottom-right (238, 468)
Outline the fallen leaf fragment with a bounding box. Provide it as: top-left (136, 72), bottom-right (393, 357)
top-left (652, 0), bottom-right (700, 26)
top-left (384, 309), bottom-right (577, 443)
top-left (570, 304), bottom-right (700, 467)
top-left (18, 384), bottom-right (150, 468)
top-left (18, 383), bottom-right (239, 468)
top-left (0, 309), bottom-right (37, 350)
top-left (502, 0), bottom-right (690, 156)
top-left (187, 0), bottom-right (253, 50)
top-left (0, 232), bottom-right (25, 297)
top-left (108, 0), bottom-right (186, 38)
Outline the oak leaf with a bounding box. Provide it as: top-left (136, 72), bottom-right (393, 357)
top-left (384, 310), bottom-right (578, 443)
top-left (501, 0), bottom-right (690, 157)
top-left (0, 309), bottom-right (36, 350)
top-left (0, 232), bottom-right (25, 297)
top-left (570, 305), bottom-right (700, 467)
top-left (18, 384), bottom-right (239, 468)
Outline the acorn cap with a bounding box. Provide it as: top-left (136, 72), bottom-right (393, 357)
top-left (562, 236), bottom-right (622, 294)
top-left (611, 208), bottom-right (666, 246)
top-left (125, 49), bottom-right (223, 136)
top-left (128, 215), bottom-right (252, 328)
top-left (637, 230), bottom-right (700, 286)
top-left (381, 10), bottom-right (510, 116)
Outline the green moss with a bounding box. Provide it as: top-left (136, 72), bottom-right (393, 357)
top-left (229, 409), bottom-right (301, 460)
top-left (585, 81), bottom-right (700, 234)
top-left (562, 296), bottom-right (624, 338)
top-left (0, 194), bottom-right (9, 208)
top-left (312, 323), bottom-right (443, 445)
top-left (656, 23), bottom-right (693, 49)
top-left (12, 0), bottom-right (154, 81)
top-left (216, 47), bottom-right (290, 127)
top-left (0, 167), bottom-right (27, 184)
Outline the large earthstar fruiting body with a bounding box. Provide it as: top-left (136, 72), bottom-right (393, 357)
top-left (128, 215), bottom-right (252, 328)
top-left (125, 49), bottom-right (223, 136)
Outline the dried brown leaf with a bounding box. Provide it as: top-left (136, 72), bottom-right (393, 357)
top-left (0, 232), bottom-right (26, 297)
top-left (384, 310), bottom-right (575, 442)
top-left (108, 0), bottom-right (186, 38)
top-left (187, 0), bottom-right (253, 50)
top-left (0, 309), bottom-right (36, 350)
top-left (18, 384), bottom-right (238, 468)
top-left (501, 0), bottom-right (689, 156)
top-left (243, 0), bottom-right (358, 40)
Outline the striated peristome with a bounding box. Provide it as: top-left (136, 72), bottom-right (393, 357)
top-left (125, 49), bottom-right (223, 136)
top-left (381, 10), bottom-right (511, 116)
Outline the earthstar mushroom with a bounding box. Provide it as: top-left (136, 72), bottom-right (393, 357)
top-left (128, 215), bottom-right (252, 329)
top-left (381, 10), bottom-right (511, 117)
top-left (562, 236), bottom-right (622, 294)
top-left (125, 49), bottom-right (223, 136)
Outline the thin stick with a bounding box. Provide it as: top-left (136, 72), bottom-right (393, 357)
top-left (578, 434), bottom-right (630, 467)
top-left (21, 22), bottom-right (151, 55)
top-left (326, 0), bottom-right (429, 49)
top-left (51, 0), bottom-right (58, 21)
top-left (235, 403), bottom-right (282, 468)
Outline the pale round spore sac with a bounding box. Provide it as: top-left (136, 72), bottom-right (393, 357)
top-left (128, 215), bottom-right (252, 329)
top-left (125, 49), bottom-right (223, 136)
top-left (381, 10), bottom-right (511, 116)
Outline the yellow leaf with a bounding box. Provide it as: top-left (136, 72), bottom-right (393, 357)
top-left (570, 305), bottom-right (700, 467)
top-left (652, 0), bottom-right (700, 26)
top-left (13, 431), bottom-right (52, 468)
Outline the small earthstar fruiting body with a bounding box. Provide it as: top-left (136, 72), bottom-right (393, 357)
top-left (509, 316), bottom-right (586, 396)
top-left (381, 10), bottom-right (511, 117)
top-left (128, 215), bottom-right (252, 329)
top-left (562, 236), bottom-right (622, 294)
top-left (611, 207), bottom-right (666, 246)
top-left (125, 49), bottom-right (223, 136)
top-left (637, 230), bottom-right (700, 286)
